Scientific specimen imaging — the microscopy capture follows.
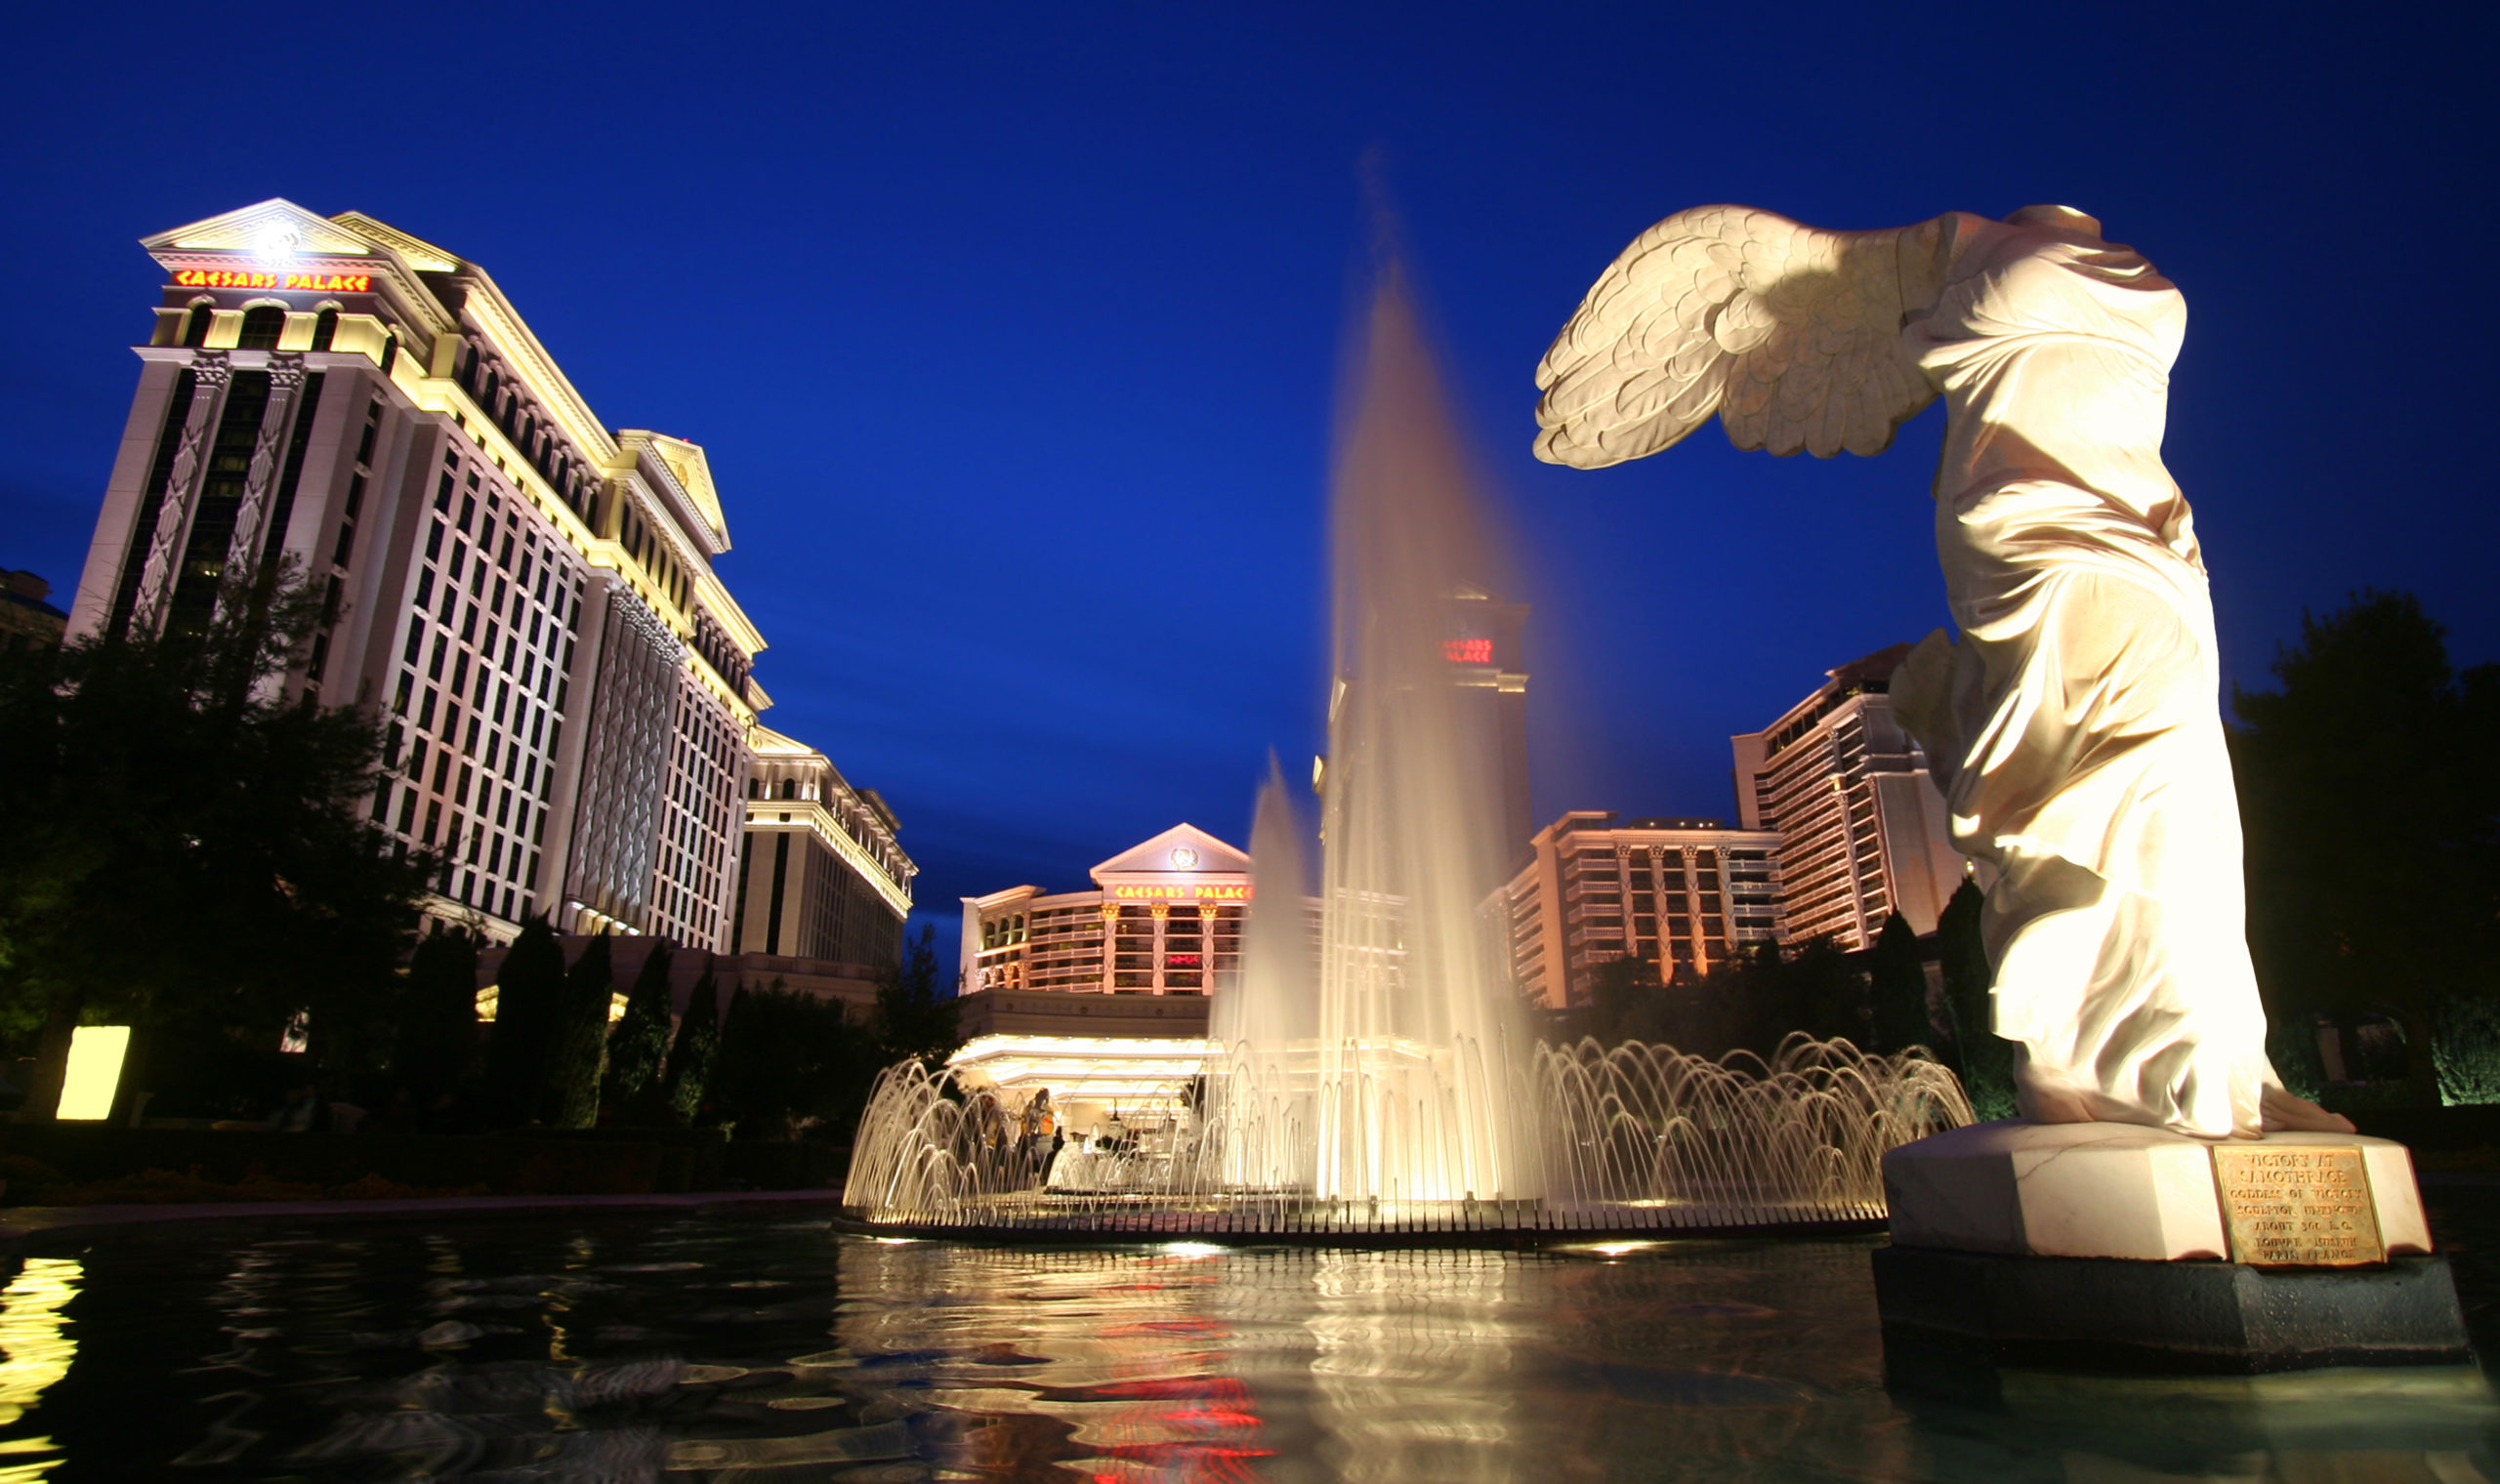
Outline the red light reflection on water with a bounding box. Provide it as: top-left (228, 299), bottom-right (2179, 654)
top-left (1053, 1367), bottom-right (1272, 1482)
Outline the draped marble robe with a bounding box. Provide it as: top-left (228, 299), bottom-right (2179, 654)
top-left (1894, 208), bottom-right (2345, 1138)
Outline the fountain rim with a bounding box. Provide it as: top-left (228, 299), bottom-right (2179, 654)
top-left (827, 1210), bottom-right (1889, 1251)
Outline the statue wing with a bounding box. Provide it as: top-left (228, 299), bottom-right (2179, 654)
top-left (1534, 206), bottom-right (1950, 467)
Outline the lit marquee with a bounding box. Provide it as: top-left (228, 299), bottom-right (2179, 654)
top-left (173, 268), bottom-right (374, 292)
top-left (1442, 638), bottom-right (1493, 663)
top-left (1107, 883), bottom-right (1251, 901)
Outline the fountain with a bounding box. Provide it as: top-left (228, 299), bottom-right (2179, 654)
top-left (842, 269), bottom-right (1971, 1242)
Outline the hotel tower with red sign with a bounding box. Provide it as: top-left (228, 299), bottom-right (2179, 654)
top-left (65, 199), bottom-right (912, 955)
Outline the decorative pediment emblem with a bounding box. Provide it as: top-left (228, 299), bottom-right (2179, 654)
top-left (1090, 824), bottom-right (1250, 882)
top-left (146, 199), bottom-right (373, 260)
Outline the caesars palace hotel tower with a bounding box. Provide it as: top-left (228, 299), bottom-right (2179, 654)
top-left (62, 199), bottom-right (893, 953)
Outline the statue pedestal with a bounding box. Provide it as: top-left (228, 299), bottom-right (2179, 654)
top-left (1874, 1121), bottom-right (2471, 1374)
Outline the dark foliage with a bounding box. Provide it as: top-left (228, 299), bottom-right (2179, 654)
top-left (604, 941), bottom-right (676, 1119)
top-left (1583, 954), bottom-right (1670, 1047)
top-left (2231, 591), bottom-right (2500, 1106)
top-left (0, 561), bottom-right (435, 1120)
top-left (662, 966), bottom-right (722, 1124)
top-left (548, 933), bottom-right (612, 1128)
top-left (874, 925), bottom-right (960, 1068)
top-left (1574, 936), bottom-right (1872, 1059)
top-left (396, 926), bottom-right (479, 1102)
top-left (1936, 881), bottom-right (2015, 1119)
top-left (1868, 912), bottom-right (1932, 1054)
top-left (482, 915), bottom-right (564, 1125)
top-left (711, 979), bottom-right (875, 1140)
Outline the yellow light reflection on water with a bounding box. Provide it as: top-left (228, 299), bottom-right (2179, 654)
top-left (57, 1028), bottom-right (128, 1121)
top-left (0, 1257), bottom-right (81, 1480)
top-left (1560, 1241), bottom-right (1662, 1259)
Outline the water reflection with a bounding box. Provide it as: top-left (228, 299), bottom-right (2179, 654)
top-left (0, 1257), bottom-right (79, 1481)
top-left (0, 1217), bottom-right (2489, 1481)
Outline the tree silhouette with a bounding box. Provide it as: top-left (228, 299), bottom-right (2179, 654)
top-left (605, 940), bottom-right (676, 1118)
top-left (661, 965), bottom-right (722, 1124)
top-left (2232, 591), bottom-right (2500, 1106)
top-left (0, 560), bottom-right (434, 1121)
top-left (547, 932), bottom-right (612, 1128)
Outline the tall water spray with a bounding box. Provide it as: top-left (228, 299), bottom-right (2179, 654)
top-left (1293, 269), bottom-right (1534, 1204)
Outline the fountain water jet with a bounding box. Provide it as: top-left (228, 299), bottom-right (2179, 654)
top-left (841, 268), bottom-right (1971, 1242)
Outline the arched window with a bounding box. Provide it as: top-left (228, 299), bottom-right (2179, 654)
top-left (779, 778), bottom-right (797, 801)
top-left (182, 301), bottom-right (215, 348)
top-left (380, 332), bottom-right (398, 372)
top-left (311, 308), bottom-right (339, 351)
top-left (238, 305), bottom-right (285, 350)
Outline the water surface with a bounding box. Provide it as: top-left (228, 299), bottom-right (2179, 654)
top-left (0, 1200), bottom-right (2493, 1481)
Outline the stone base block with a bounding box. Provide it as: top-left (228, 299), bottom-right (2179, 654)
top-left (1883, 1121), bottom-right (2433, 1262)
top-left (1873, 1245), bottom-right (2472, 1375)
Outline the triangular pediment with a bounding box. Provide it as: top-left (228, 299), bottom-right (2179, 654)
top-left (325, 211), bottom-right (460, 271)
top-left (621, 432), bottom-right (730, 551)
top-left (145, 199), bottom-right (375, 260)
top-left (1091, 823), bottom-right (1250, 881)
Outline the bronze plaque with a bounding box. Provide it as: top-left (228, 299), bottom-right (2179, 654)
top-left (2210, 1145), bottom-right (2384, 1267)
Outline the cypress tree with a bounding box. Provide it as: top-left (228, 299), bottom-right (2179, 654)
top-left (1937, 881), bottom-right (2017, 1119)
top-left (547, 932), bottom-right (612, 1128)
top-left (483, 914), bottom-right (565, 1125)
top-left (605, 941), bottom-right (676, 1118)
top-left (396, 925), bottom-right (479, 1101)
top-left (1868, 912), bottom-right (1932, 1054)
top-left (873, 926), bottom-right (961, 1068)
top-left (661, 966), bottom-right (722, 1124)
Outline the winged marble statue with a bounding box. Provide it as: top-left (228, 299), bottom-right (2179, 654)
top-left (1535, 203), bottom-right (2350, 1139)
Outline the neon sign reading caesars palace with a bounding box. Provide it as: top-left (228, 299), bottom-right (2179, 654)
top-left (173, 268), bottom-right (374, 292)
top-left (1106, 883), bottom-right (1254, 902)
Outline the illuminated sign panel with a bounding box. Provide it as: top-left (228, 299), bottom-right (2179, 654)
top-left (1442, 638), bottom-right (1493, 663)
top-left (173, 268), bottom-right (374, 292)
top-left (1106, 883), bottom-right (1253, 901)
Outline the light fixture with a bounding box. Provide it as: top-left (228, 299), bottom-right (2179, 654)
top-left (58, 1027), bottom-right (131, 1121)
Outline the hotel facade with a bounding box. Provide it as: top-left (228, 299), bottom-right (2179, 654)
top-left (67, 199), bottom-right (910, 954)
top-left (1496, 811), bottom-right (1785, 1009)
top-left (945, 824), bottom-right (1255, 1120)
top-left (733, 726), bottom-right (913, 968)
top-left (1729, 643), bottom-right (1965, 948)
top-left (960, 824), bottom-right (1251, 1004)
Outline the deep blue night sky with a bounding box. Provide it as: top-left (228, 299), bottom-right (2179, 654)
top-left (5, 3), bottom-right (2493, 940)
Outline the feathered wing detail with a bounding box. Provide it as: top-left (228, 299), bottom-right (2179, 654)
top-left (1534, 206), bottom-right (1950, 468)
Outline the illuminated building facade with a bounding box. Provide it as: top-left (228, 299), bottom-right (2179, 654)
top-left (1497, 811), bottom-right (1784, 1009)
top-left (1729, 643), bottom-right (1967, 948)
top-left (62, 198), bottom-right (827, 949)
top-left (960, 824), bottom-right (1251, 1000)
top-left (732, 725), bottom-right (915, 968)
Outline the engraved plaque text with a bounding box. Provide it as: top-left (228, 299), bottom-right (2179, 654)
top-left (2210, 1145), bottom-right (2384, 1267)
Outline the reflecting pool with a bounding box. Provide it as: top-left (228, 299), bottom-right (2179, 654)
top-left (0, 1199), bottom-right (2493, 1481)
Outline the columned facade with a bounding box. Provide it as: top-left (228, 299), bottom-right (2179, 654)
top-left (960, 824), bottom-right (1252, 1000)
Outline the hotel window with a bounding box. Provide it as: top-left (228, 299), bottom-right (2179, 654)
top-left (311, 308), bottom-right (338, 351)
top-left (181, 302), bottom-right (214, 348)
top-left (237, 306), bottom-right (285, 350)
